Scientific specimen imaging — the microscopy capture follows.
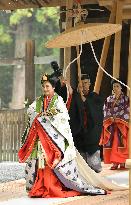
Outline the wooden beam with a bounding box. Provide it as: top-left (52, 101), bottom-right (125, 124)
top-left (1, 0), bottom-right (131, 11)
top-left (25, 40), bottom-right (35, 105)
top-left (0, 0), bottom-right (51, 10)
top-left (98, 0), bottom-right (113, 6)
top-left (0, 58), bottom-right (24, 66)
top-left (94, 1), bottom-right (116, 93)
top-left (34, 56), bottom-right (59, 64)
top-left (113, 0), bottom-right (123, 78)
top-left (98, 0), bottom-right (131, 7)
top-left (0, 0), bottom-right (98, 10)
top-left (98, 2), bottom-right (131, 20)
top-left (0, 56), bottom-right (58, 66)
top-left (77, 0), bottom-right (98, 4)
top-left (102, 6), bottom-right (131, 20)
top-left (35, 0), bottom-right (47, 7)
top-left (123, 8), bottom-right (131, 20)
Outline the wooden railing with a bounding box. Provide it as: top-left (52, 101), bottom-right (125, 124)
top-left (0, 109), bottom-right (26, 162)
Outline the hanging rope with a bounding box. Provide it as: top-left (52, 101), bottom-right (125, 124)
top-left (64, 30), bottom-right (130, 91)
top-left (89, 41), bottom-right (130, 91)
top-left (64, 38), bottom-right (83, 78)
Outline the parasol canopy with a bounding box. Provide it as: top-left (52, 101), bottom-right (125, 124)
top-left (45, 23), bottom-right (122, 48)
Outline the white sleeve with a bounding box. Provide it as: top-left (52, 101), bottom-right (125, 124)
top-left (55, 96), bottom-right (70, 120)
top-left (27, 101), bottom-right (38, 126)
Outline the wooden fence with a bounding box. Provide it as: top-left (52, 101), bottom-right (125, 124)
top-left (0, 109), bottom-right (26, 162)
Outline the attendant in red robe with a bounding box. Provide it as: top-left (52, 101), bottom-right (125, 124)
top-left (100, 79), bottom-right (129, 170)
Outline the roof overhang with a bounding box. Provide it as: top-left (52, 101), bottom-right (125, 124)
top-left (0, 0), bottom-right (98, 10)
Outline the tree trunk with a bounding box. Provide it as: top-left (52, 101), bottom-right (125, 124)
top-left (10, 20), bottom-right (30, 109)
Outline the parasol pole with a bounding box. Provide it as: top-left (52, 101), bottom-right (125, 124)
top-left (64, 0), bottom-right (74, 83)
top-left (76, 45), bottom-right (83, 98)
top-left (75, 2), bottom-right (83, 97)
top-left (94, 1), bottom-right (116, 94)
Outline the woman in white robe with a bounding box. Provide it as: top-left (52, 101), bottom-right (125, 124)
top-left (18, 74), bottom-right (128, 198)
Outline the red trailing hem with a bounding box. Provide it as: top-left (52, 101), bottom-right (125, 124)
top-left (18, 118), bottom-right (81, 197)
top-left (29, 166), bottom-right (81, 198)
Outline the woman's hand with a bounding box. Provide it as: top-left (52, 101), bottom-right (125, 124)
top-left (60, 77), bottom-right (73, 95)
top-left (81, 95), bottom-right (86, 102)
top-left (66, 82), bottom-right (73, 95)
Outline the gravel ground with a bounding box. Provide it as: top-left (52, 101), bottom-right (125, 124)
top-left (0, 163), bottom-right (129, 204)
top-left (0, 162), bottom-right (25, 183)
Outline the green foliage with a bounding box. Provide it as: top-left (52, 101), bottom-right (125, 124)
top-left (0, 13), bottom-right (13, 44)
top-left (35, 7), bottom-right (59, 24)
top-left (10, 9), bottom-right (33, 25)
top-left (33, 8), bottom-right (59, 56)
top-left (0, 25), bottom-right (12, 43)
top-left (0, 8), bottom-right (60, 107)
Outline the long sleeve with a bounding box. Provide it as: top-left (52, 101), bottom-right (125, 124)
top-left (27, 101), bottom-right (38, 126)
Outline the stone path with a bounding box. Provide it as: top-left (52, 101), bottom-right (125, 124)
top-left (0, 163), bottom-right (129, 205)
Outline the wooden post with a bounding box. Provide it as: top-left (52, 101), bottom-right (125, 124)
top-left (113, 0), bottom-right (123, 78)
top-left (76, 46), bottom-right (81, 84)
top-left (94, 1), bottom-right (116, 93)
top-left (64, 0), bottom-right (73, 82)
top-left (127, 23), bottom-right (131, 97)
top-left (76, 3), bottom-right (83, 92)
top-left (25, 40), bottom-right (35, 105)
top-left (59, 6), bottom-right (65, 70)
top-left (129, 95), bottom-right (131, 205)
top-left (76, 45), bottom-right (83, 98)
top-left (126, 90), bottom-right (131, 205)
top-left (126, 22), bottom-right (131, 205)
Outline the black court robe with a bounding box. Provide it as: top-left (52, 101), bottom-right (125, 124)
top-left (55, 81), bottom-right (104, 156)
top-left (69, 91), bottom-right (104, 155)
top-left (82, 92), bottom-right (104, 155)
top-left (55, 80), bottom-right (67, 103)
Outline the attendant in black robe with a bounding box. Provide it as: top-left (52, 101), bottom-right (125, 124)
top-left (75, 74), bottom-right (104, 172)
top-left (68, 74), bottom-right (104, 172)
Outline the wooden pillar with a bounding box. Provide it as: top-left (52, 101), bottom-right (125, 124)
top-left (25, 40), bottom-right (35, 105)
top-left (129, 99), bottom-right (131, 205)
top-left (64, 0), bottom-right (73, 82)
top-left (59, 6), bottom-right (65, 69)
top-left (76, 3), bottom-right (82, 91)
top-left (94, 1), bottom-right (116, 94)
top-left (126, 22), bottom-right (131, 205)
top-left (127, 23), bottom-right (131, 97)
top-left (113, 0), bottom-right (123, 78)
top-left (76, 46), bottom-right (81, 84)
top-left (126, 91), bottom-right (131, 205)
